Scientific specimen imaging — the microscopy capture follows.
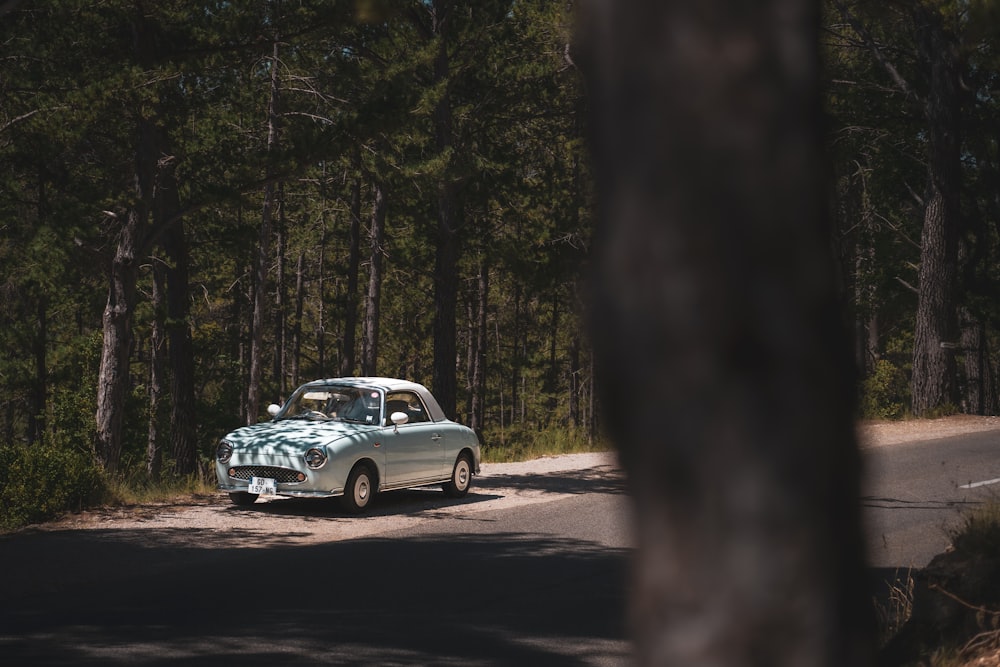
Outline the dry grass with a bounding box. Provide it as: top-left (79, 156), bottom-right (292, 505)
top-left (877, 569), bottom-right (916, 647)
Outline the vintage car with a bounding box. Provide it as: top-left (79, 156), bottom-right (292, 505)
top-left (216, 377), bottom-right (482, 512)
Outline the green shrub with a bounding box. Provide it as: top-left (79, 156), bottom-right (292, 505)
top-left (0, 444), bottom-right (109, 531)
top-left (861, 358), bottom-right (910, 420)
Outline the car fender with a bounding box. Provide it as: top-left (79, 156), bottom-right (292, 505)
top-left (322, 429), bottom-right (387, 493)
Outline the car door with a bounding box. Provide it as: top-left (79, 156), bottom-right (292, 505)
top-left (382, 392), bottom-right (446, 486)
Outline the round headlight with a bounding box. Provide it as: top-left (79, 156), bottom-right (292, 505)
top-left (216, 440), bottom-right (233, 463)
top-left (304, 448), bottom-right (327, 469)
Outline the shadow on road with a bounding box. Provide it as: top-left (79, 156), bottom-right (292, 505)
top-left (220, 463), bottom-right (627, 520)
top-left (478, 465), bottom-right (626, 497)
top-left (3, 529), bottom-right (630, 666)
top-left (227, 486), bottom-right (503, 519)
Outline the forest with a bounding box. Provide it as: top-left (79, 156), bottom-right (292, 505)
top-left (1, 0), bottom-right (999, 483)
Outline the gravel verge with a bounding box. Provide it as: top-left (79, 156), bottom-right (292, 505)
top-left (21, 451), bottom-right (624, 546)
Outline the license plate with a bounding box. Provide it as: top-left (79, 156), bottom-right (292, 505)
top-left (248, 476), bottom-right (277, 496)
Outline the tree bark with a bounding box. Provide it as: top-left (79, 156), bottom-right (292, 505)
top-left (146, 256), bottom-right (167, 482)
top-left (272, 184), bottom-right (287, 396)
top-left (316, 226), bottom-right (327, 378)
top-left (291, 250), bottom-right (305, 388)
top-left (246, 39), bottom-right (281, 424)
top-left (580, 0), bottom-right (875, 664)
top-left (95, 118), bottom-right (155, 473)
top-left (361, 179), bottom-right (387, 377)
top-left (910, 7), bottom-right (962, 416)
top-left (28, 291), bottom-right (47, 445)
top-left (430, 0), bottom-right (459, 418)
top-left (469, 261), bottom-right (488, 434)
top-left (147, 258), bottom-right (166, 481)
top-left (163, 222), bottom-right (197, 475)
top-left (95, 216), bottom-right (140, 472)
top-left (510, 283), bottom-right (522, 426)
top-left (569, 335), bottom-right (581, 428)
top-left (545, 291), bottom-right (559, 414)
top-left (340, 153), bottom-right (362, 377)
top-left (959, 308), bottom-right (998, 415)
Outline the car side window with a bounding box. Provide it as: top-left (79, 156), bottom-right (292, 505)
top-left (385, 391), bottom-right (430, 425)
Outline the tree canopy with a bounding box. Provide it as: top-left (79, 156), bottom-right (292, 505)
top-left (1, 0), bottom-right (592, 474)
top-left (1, 0), bottom-right (999, 477)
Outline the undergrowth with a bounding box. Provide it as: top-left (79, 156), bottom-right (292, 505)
top-left (881, 502), bottom-right (1000, 667)
top-left (0, 443), bottom-right (110, 531)
top-left (480, 424), bottom-right (609, 463)
top-left (0, 443), bottom-right (220, 532)
top-left (949, 502), bottom-right (1000, 556)
top-left (105, 466), bottom-right (218, 506)
top-left (875, 569), bottom-right (915, 647)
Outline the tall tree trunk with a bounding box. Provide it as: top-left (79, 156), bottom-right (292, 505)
top-left (910, 8), bottom-right (962, 416)
top-left (143, 136), bottom-right (199, 476)
top-left (430, 0), bottom-right (459, 418)
top-left (147, 258), bottom-right (166, 481)
top-left (569, 335), bottom-right (581, 428)
top-left (959, 308), bottom-right (998, 415)
top-left (469, 262), bottom-right (488, 434)
top-left (246, 38), bottom-right (281, 424)
top-left (316, 225), bottom-right (327, 377)
top-left (95, 118), bottom-right (156, 473)
top-left (545, 291), bottom-right (560, 415)
top-left (273, 183), bottom-right (287, 396)
top-left (291, 250), bottom-right (305, 388)
top-left (581, 0), bottom-right (874, 664)
top-left (361, 180), bottom-right (387, 376)
top-left (164, 223), bottom-right (196, 475)
top-left (233, 239), bottom-right (248, 422)
top-left (510, 283), bottom-right (522, 426)
top-left (341, 153), bottom-right (362, 377)
top-left (28, 291), bottom-right (47, 445)
top-left (27, 173), bottom-right (48, 445)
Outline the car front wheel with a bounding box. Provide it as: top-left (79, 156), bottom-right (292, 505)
top-left (443, 453), bottom-right (472, 498)
top-left (229, 491), bottom-right (259, 506)
top-left (342, 463), bottom-right (375, 513)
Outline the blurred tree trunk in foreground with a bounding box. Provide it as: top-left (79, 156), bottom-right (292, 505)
top-left (579, 0), bottom-right (875, 664)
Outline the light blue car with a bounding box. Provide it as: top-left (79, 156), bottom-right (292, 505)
top-left (216, 377), bottom-right (482, 513)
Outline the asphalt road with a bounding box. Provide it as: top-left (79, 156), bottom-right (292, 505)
top-left (1, 460), bottom-right (634, 666)
top-left (4, 432), bottom-right (1000, 666)
top-left (863, 428), bottom-right (1000, 571)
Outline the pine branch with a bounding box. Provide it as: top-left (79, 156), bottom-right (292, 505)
top-left (830, 0), bottom-right (917, 100)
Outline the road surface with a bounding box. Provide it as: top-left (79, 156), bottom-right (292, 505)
top-left (4, 427), bottom-right (1000, 665)
top-left (863, 428), bottom-right (1000, 570)
top-left (1, 454), bottom-right (633, 666)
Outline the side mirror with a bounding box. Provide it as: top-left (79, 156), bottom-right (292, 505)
top-left (267, 404), bottom-right (281, 417)
top-left (390, 411), bottom-right (409, 426)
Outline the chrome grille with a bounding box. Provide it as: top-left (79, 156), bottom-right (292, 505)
top-left (229, 466), bottom-right (302, 484)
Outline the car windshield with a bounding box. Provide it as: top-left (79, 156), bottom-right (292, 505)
top-left (278, 385), bottom-right (383, 425)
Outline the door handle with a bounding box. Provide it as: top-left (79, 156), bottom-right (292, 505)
top-left (431, 434), bottom-right (441, 441)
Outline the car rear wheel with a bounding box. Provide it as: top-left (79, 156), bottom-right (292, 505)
top-left (342, 463), bottom-right (375, 513)
top-left (443, 453), bottom-right (472, 498)
top-left (229, 491), bottom-right (259, 506)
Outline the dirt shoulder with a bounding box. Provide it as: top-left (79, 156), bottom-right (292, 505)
top-left (16, 416), bottom-right (1000, 539)
top-left (858, 414), bottom-right (1000, 448)
top-left (18, 451), bottom-right (624, 543)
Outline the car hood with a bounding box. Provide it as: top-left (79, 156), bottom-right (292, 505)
top-left (223, 419), bottom-right (378, 454)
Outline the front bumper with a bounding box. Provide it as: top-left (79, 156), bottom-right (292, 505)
top-left (216, 458), bottom-right (346, 498)
top-left (217, 481), bottom-right (343, 498)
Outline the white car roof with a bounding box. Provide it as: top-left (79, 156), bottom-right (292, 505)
top-left (303, 377), bottom-right (448, 422)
